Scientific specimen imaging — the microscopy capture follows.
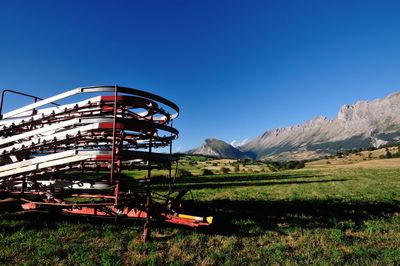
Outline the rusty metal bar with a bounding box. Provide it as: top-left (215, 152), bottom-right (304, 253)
top-left (0, 89), bottom-right (60, 118)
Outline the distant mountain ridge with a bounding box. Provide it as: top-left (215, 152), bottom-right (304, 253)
top-left (186, 138), bottom-right (256, 159)
top-left (188, 92), bottom-right (400, 160)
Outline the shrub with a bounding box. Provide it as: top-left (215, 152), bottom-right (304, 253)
top-left (220, 167), bottom-right (231, 174)
top-left (267, 160), bottom-right (306, 171)
top-left (202, 169), bottom-right (214, 176)
top-left (267, 165), bottom-right (278, 172)
top-left (176, 169), bottom-right (192, 177)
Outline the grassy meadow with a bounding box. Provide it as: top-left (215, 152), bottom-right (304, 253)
top-left (0, 156), bottom-right (399, 265)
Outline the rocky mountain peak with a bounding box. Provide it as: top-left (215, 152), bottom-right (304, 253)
top-left (239, 91), bottom-right (400, 160)
top-left (337, 104), bottom-right (354, 121)
top-left (186, 138), bottom-right (256, 159)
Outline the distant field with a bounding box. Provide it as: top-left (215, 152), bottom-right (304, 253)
top-left (307, 146), bottom-right (400, 169)
top-left (1, 161), bottom-right (400, 264)
top-left (309, 157), bottom-right (400, 169)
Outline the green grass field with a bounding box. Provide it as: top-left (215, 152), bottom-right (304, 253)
top-left (1, 166), bottom-right (400, 265)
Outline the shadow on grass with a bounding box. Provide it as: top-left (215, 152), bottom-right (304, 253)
top-left (0, 211), bottom-right (61, 234)
top-left (175, 173), bottom-right (329, 184)
top-left (172, 178), bottom-right (347, 190)
top-left (152, 172), bottom-right (334, 190)
top-left (0, 210), bottom-right (146, 236)
top-left (167, 172), bottom-right (400, 236)
top-left (194, 199), bottom-right (400, 236)
top-left (1, 198), bottom-right (399, 239)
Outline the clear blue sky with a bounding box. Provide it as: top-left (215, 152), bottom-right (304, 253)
top-left (1, 0), bottom-right (400, 151)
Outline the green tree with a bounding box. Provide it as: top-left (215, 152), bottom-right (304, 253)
top-left (176, 169), bottom-right (192, 177)
top-left (385, 148), bottom-right (393, 159)
top-left (220, 167), bottom-right (231, 174)
top-left (202, 169), bottom-right (214, 176)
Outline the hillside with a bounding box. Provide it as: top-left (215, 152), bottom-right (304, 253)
top-left (186, 138), bottom-right (256, 159)
top-left (306, 145), bottom-right (400, 168)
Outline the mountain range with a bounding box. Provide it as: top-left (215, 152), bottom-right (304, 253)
top-left (187, 92), bottom-right (400, 160)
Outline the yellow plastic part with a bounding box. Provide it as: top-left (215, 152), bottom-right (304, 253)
top-left (177, 213), bottom-right (214, 224)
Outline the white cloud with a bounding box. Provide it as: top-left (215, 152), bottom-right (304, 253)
top-left (230, 138), bottom-right (248, 147)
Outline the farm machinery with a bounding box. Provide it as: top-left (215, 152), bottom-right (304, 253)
top-left (0, 85), bottom-right (212, 240)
